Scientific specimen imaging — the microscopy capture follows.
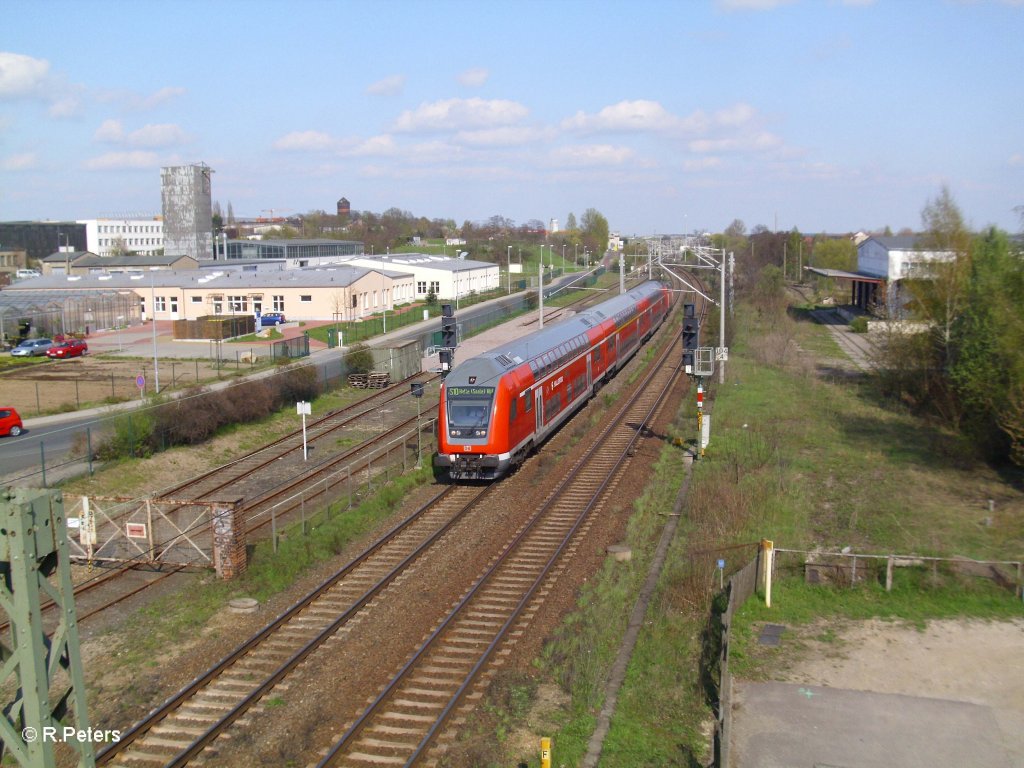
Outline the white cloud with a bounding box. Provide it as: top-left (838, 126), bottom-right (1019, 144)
top-left (2, 152), bottom-right (37, 171)
top-left (0, 52), bottom-right (49, 97)
top-left (683, 157), bottom-right (723, 171)
top-left (454, 126), bottom-right (552, 147)
top-left (689, 131), bottom-right (783, 153)
top-left (273, 130), bottom-right (335, 151)
top-left (561, 100), bottom-right (677, 133)
top-left (716, 0), bottom-right (797, 10)
top-left (457, 68), bottom-right (490, 87)
top-left (128, 123), bottom-right (188, 148)
top-left (139, 86), bottom-right (186, 109)
top-left (1009, 153), bottom-right (1024, 167)
top-left (393, 98), bottom-right (529, 132)
top-left (549, 144), bottom-right (636, 167)
top-left (48, 95), bottom-right (82, 118)
top-left (562, 99), bottom-right (759, 136)
top-left (366, 75), bottom-right (405, 96)
top-left (347, 135), bottom-right (398, 156)
top-left (94, 120), bottom-right (188, 147)
top-left (95, 119), bottom-right (125, 142)
top-left (84, 151), bottom-right (159, 170)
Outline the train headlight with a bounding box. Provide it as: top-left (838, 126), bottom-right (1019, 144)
top-left (474, 429), bottom-right (486, 436)
top-left (450, 429), bottom-right (462, 437)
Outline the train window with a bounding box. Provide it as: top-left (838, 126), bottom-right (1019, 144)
top-left (511, 398), bottom-right (518, 420)
top-left (525, 390), bottom-right (533, 411)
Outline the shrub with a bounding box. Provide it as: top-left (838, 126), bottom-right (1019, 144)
top-left (345, 344), bottom-right (375, 376)
top-left (850, 316), bottom-right (868, 333)
top-left (96, 412), bottom-right (154, 460)
top-left (278, 365), bottom-right (321, 403)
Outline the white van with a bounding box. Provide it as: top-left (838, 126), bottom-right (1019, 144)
top-left (15, 269), bottom-right (41, 280)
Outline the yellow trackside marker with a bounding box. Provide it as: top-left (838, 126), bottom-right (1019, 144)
top-left (541, 736), bottom-right (551, 768)
top-left (763, 539), bottom-right (774, 607)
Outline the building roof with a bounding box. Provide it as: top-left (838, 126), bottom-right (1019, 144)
top-left (72, 253), bottom-right (195, 268)
top-left (2, 265), bottom-right (413, 292)
top-left (353, 253), bottom-right (496, 272)
top-left (40, 251), bottom-right (94, 262)
top-left (863, 235), bottom-right (926, 251)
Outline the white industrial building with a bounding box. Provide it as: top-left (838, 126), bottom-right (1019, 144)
top-left (344, 253), bottom-right (500, 303)
top-left (77, 218), bottom-right (165, 257)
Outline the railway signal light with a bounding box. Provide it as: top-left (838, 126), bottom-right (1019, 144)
top-left (682, 303), bottom-right (699, 373)
top-left (440, 303), bottom-right (457, 373)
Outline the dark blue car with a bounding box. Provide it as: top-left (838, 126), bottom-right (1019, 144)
top-left (260, 312), bottom-right (286, 326)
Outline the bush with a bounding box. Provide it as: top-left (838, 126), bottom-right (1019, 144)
top-left (96, 412), bottom-right (154, 460)
top-left (345, 344), bottom-right (375, 376)
top-left (278, 365), bottom-right (321, 403)
top-left (850, 316), bottom-right (868, 333)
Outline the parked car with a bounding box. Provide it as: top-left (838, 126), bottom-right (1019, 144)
top-left (260, 312), bottom-right (287, 326)
top-left (46, 339), bottom-right (88, 359)
top-left (11, 338), bottom-right (53, 357)
top-left (0, 407), bottom-right (23, 437)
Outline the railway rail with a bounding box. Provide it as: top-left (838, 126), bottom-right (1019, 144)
top-left (316, 302), bottom-right (688, 766)
top-left (96, 483), bottom-right (494, 766)
top-left (95, 277), bottom-right (695, 767)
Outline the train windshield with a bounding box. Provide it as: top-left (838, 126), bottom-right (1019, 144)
top-left (446, 385), bottom-right (495, 437)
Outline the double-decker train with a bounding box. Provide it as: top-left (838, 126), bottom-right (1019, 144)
top-left (435, 280), bottom-right (671, 481)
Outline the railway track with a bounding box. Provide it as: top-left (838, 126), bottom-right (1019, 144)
top-left (316, 306), bottom-right (686, 766)
top-left (96, 483), bottom-right (494, 767)
top-left (95, 284), bottom-right (690, 768)
top-left (156, 372), bottom-right (441, 502)
top-left (0, 564), bottom-right (183, 638)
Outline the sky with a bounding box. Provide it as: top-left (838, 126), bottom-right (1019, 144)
top-left (2, 0), bottom-right (1022, 237)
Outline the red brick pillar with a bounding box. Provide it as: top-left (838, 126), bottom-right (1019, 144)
top-left (212, 500), bottom-right (247, 579)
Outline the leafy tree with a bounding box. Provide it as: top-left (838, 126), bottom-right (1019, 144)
top-left (948, 228), bottom-right (1024, 462)
top-left (724, 219), bottom-right (746, 238)
top-left (565, 212), bottom-right (578, 231)
top-left (810, 238), bottom-right (856, 271)
top-left (580, 208), bottom-right (609, 255)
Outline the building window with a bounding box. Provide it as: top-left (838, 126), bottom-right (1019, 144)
top-left (300, 295), bottom-right (312, 302)
top-left (228, 295), bottom-right (248, 312)
top-left (417, 281), bottom-right (427, 294)
top-left (191, 296), bottom-right (202, 304)
top-left (170, 297), bottom-right (178, 313)
top-left (273, 295), bottom-right (284, 311)
top-left (154, 296), bottom-right (167, 312)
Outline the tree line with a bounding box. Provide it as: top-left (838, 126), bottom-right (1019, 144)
top-left (212, 202), bottom-right (610, 267)
top-left (716, 189), bottom-right (1024, 468)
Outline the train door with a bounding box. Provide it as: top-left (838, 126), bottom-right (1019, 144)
top-left (535, 388), bottom-right (543, 432)
top-left (586, 354), bottom-right (592, 389)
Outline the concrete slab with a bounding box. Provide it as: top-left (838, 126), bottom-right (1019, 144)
top-left (731, 680), bottom-right (1014, 768)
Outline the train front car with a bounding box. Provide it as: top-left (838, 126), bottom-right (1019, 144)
top-left (435, 280), bottom-right (670, 482)
top-left (435, 356), bottom-right (516, 481)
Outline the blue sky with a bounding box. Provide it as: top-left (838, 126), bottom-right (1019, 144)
top-left (2, 0), bottom-right (1022, 236)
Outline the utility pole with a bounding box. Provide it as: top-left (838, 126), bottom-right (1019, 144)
top-left (0, 489), bottom-right (94, 768)
top-left (539, 260), bottom-right (544, 329)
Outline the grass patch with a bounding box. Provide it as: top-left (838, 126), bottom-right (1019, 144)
top-left (515, 299), bottom-right (1023, 766)
top-left (728, 575), bottom-right (1022, 680)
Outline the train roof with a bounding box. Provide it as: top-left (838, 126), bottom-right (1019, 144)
top-left (446, 280), bottom-right (666, 387)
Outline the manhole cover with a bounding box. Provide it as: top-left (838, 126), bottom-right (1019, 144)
top-left (757, 623), bottom-right (786, 646)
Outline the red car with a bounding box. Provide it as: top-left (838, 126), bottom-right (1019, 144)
top-left (46, 339), bottom-right (88, 359)
top-left (0, 407), bottom-right (23, 437)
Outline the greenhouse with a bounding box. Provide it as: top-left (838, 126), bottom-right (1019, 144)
top-left (0, 288), bottom-right (141, 348)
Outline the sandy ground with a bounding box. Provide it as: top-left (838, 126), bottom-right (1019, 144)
top-left (747, 617), bottom-right (1024, 766)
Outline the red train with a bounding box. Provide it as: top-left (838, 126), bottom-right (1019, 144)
top-left (435, 280), bottom-right (671, 480)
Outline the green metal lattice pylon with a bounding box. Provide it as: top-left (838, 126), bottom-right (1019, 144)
top-left (0, 488), bottom-right (94, 768)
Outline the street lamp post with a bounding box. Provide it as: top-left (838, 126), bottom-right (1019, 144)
top-left (150, 272), bottom-right (160, 394)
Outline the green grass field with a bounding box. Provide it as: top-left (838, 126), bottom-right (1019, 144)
top-left (502, 299), bottom-right (1023, 768)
